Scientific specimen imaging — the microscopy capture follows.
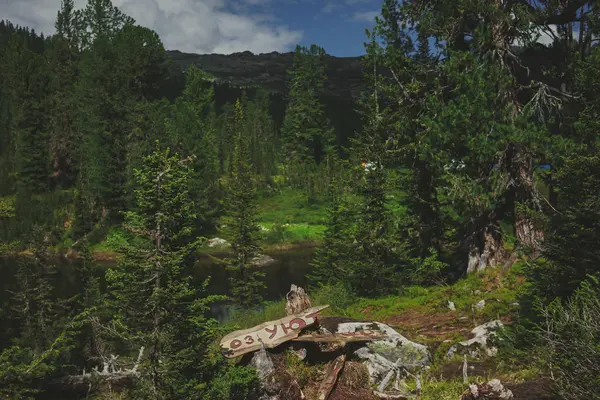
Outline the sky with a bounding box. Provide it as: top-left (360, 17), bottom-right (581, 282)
top-left (0, 0), bottom-right (383, 56)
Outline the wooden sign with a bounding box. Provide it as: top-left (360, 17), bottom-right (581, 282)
top-left (292, 330), bottom-right (386, 343)
top-left (220, 305), bottom-right (329, 358)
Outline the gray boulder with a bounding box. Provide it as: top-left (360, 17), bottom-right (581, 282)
top-left (207, 237), bottom-right (230, 248)
top-left (460, 379), bottom-right (514, 399)
top-left (340, 322), bottom-right (430, 390)
top-left (446, 320), bottom-right (504, 359)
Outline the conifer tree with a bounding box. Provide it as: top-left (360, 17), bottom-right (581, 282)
top-left (222, 100), bottom-right (265, 309)
top-left (166, 66), bottom-right (220, 233)
top-left (103, 142), bottom-right (223, 398)
top-left (46, 0), bottom-right (80, 187)
top-left (281, 44), bottom-right (338, 198)
top-left (6, 34), bottom-right (51, 194)
top-left (309, 177), bottom-right (354, 287)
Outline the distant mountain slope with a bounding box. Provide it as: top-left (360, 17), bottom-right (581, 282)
top-left (166, 50), bottom-right (367, 99)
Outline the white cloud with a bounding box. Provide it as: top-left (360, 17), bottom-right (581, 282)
top-left (1, 0), bottom-right (302, 54)
top-left (512, 23), bottom-right (584, 47)
top-left (321, 2), bottom-right (338, 14)
top-left (351, 10), bottom-right (379, 22)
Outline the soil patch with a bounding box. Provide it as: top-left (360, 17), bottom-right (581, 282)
top-left (384, 309), bottom-right (473, 341)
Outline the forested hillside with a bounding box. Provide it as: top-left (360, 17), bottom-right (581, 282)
top-left (1, 0), bottom-right (600, 399)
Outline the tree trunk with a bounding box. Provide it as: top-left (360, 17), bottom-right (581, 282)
top-left (285, 284), bottom-right (312, 315)
top-left (506, 143), bottom-right (544, 252)
top-left (467, 221), bottom-right (508, 274)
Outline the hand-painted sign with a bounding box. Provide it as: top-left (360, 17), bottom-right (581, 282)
top-left (220, 305), bottom-right (329, 358)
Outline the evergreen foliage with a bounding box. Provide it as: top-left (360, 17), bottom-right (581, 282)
top-left (103, 142), bottom-right (226, 398)
top-left (0, 0), bottom-right (600, 396)
top-left (222, 100), bottom-right (266, 309)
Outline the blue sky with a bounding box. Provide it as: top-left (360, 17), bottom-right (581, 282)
top-left (272, 0), bottom-right (382, 56)
top-left (2, 0), bottom-right (383, 57)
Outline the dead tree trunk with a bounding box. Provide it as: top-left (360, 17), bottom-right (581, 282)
top-left (467, 216), bottom-right (509, 274)
top-left (285, 284), bottom-right (312, 315)
top-left (505, 143), bottom-right (544, 253)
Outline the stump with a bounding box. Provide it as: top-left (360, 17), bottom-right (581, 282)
top-left (286, 284), bottom-right (312, 315)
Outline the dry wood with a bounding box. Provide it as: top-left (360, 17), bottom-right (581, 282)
top-left (317, 353), bottom-right (346, 400)
top-left (292, 330), bottom-right (386, 343)
top-left (220, 305), bottom-right (329, 358)
top-left (285, 284), bottom-right (312, 315)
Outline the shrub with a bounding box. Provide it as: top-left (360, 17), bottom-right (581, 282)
top-left (205, 365), bottom-right (261, 400)
top-left (539, 277), bottom-right (600, 400)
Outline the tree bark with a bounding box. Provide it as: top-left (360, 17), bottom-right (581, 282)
top-left (467, 221), bottom-right (509, 274)
top-left (285, 284), bottom-right (312, 315)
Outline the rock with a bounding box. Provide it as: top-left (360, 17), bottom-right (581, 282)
top-left (285, 284), bottom-right (312, 315)
top-left (446, 320), bottom-right (504, 359)
top-left (250, 345), bottom-right (275, 382)
top-left (250, 345), bottom-right (303, 400)
top-left (460, 379), bottom-right (514, 399)
top-left (292, 347), bottom-right (307, 361)
top-left (474, 300), bottom-right (486, 311)
top-left (207, 237), bottom-right (230, 248)
top-left (251, 254), bottom-right (275, 267)
top-left (344, 322), bottom-right (430, 389)
top-left (448, 301), bottom-right (456, 311)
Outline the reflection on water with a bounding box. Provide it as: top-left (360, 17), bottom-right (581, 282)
top-left (0, 245), bottom-right (316, 323)
top-left (194, 247), bottom-right (316, 321)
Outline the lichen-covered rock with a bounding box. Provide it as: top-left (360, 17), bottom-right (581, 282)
top-left (250, 345), bottom-right (275, 382)
top-left (446, 320), bottom-right (504, 359)
top-left (474, 300), bottom-right (486, 311)
top-left (460, 379), bottom-right (514, 399)
top-left (250, 346), bottom-right (303, 400)
top-left (340, 322), bottom-right (429, 389)
top-left (207, 237), bottom-right (230, 248)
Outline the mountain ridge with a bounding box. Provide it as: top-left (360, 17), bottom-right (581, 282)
top-left (166, 49), bottom-right (368, 98)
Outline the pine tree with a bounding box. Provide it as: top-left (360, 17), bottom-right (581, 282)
top-left (7, 34), bottom-right (51, 194)
top-left (243, 90), bottom-right (279, 183)
top-left (281, 44), bottom-right (338, 199)
top-left (308, 177), bottom-right (354, 287)
top-left (103, 141), bottom-right (224, 398)
top-left (165, 66), bottom-right (220, 234)
top-left (222, 100), bottom-right (266, 309)
top-left (46, 0), bottom-right (80, 188)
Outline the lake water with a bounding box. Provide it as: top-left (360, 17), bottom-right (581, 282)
top-left (0, 245), bottom-right (316, 322)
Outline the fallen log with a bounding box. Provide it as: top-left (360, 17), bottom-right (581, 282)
top-left (220, 305), bottom-right (329, 358)
top-left (318, 353), bottom-right (346, 400)
top-left (292, 330), bottom-right (387, 343)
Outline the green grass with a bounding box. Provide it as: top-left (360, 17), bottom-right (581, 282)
top-left (260, 222), bottom-right (326, 244)
top-left (259, 187), bottom-right (328, 226)
top-left (225, 267), bottom-right (523, 338)
top-left (410, 378), bottom-right (469, 400)
top-left (223, 300), bottom-right (287, 330)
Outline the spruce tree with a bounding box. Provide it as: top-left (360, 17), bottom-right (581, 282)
top-left (309, 177), bottom-right (354, 287)
top-left (46, 0), bottom-right (80, 188)
top-left (103, 142), bottom-right (224, 398)
top-left (222, 100), bottom-right (266, 309)
top-left (281, 44), bottom-right (337, 199)
top-left (6, 34), bottom-right (51, 195)
top-left (165, 66), bottom-right (220, 234)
